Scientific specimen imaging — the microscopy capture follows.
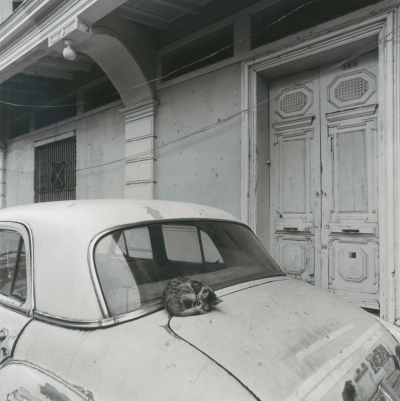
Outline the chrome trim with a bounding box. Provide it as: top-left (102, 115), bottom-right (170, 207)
top-left (33, 302), bottom-right (165, 329)
top-left (33, 277), bottom-right (288, 330)
top-left (0, 359), bottom-right (92, 400)
top-left (87, 236), bottom-right (109, 319)
top-left (0, 297), bottom-right (30, 316)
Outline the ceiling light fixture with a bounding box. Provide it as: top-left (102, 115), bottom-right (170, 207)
top-left (63, 39), bottom-right (77, 61)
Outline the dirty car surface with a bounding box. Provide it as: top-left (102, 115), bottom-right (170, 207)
top-left (0, 199), bottom-right (398, 401)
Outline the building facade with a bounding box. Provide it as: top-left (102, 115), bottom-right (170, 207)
top-left (0, 0), bottom-right (399, 322)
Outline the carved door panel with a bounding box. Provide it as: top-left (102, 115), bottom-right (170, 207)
top-left (269, 69), bottom-right (321, 283)
top-left (320, 51), bottom-right (379, 308)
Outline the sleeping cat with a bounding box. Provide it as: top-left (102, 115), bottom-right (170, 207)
top-left (163, 277), bottom-right (222, 317)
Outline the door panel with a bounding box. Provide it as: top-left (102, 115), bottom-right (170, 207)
top-left (269, 51), bottom-right (379, 308)
top-left (328, 237), bottom-right (379, 301)
top-left (320, 51), bottom-right (379, 308)
top-left (274, 235), bottom-right (314, 280)
top-left (269, 69), bottom-right (321, 284)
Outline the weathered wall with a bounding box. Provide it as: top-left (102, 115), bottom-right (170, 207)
top-left (6, 104), bottom-right (125, 207)
top-left (154, 64), bottom-right (242, 219)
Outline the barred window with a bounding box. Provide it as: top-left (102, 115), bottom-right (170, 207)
top-left (34, 136), bottom-right (76, 203)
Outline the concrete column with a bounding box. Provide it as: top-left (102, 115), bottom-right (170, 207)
top-left (0, 149), bottom-right (7, 209)
top-left (120, 99), bottom-right (159, 199)
top-left (0, 1), bottom-right (13, 24)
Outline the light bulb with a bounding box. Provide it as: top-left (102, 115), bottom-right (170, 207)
top-left (63, 40), bottom-right (76, 61)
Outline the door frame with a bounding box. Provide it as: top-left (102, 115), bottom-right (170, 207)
top-left (241, 9), bottom-right (399, 323)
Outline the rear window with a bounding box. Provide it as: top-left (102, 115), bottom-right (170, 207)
top-left (94, 221), bottom-right (283, 316)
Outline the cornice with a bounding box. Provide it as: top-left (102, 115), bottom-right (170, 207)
top-left (0, 0), bottom-right (127, 78)
top-left (0, 0), bottom-right (71, 52)
top-left (273, 116), bottom-right (314, 132)
top-left (0, 0), bottom-right (78, 66)
top-left (120, 99), bottom-right (160, 123)
top-left (325, 104), bottom-right (378, 122)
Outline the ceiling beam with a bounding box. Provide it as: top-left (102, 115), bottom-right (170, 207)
top-left (35, 56), bottom-right (92, 72)
top-left (119, 6), bottom-right (170, 30)
top-left (148, 0), bottom-right (200, 14)
top-left (0, 86), bottom-right (42, 95)
top-left (21, 66), bottom-right (74, 80)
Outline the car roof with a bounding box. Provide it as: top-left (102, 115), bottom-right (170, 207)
top-left (0, 199), bottom-right (239, 234)
top-left (0, 199), bottom-right (239, 323)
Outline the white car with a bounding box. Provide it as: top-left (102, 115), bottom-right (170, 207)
top-left (0, 199), bottom-right (398, 400)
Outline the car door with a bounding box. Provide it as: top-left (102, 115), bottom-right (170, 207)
top-left (0, 222), bottom-right (32, 363)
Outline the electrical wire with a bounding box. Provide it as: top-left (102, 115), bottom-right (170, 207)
top-left (3, 9), bottom-right (398, 175)
top-left (0, 0), bottom-right (316, 109)
top-left (73, 29), bottom-right (395, 173)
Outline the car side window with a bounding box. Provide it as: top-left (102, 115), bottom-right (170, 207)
top-left (124, 227), bottom-right (153, 259)
top-left (162, 225), bottom-right (202, 263)
top-left (0, 231), bottom-right (27, 302)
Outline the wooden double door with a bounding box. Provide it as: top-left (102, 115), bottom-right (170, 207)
top-left (269, 51), bottom-right (379, 309)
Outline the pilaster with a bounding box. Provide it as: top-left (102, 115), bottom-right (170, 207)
top-left (120, 99), bottom-right (159, 200)
top-left (378, 10), bottom-right (398, 323)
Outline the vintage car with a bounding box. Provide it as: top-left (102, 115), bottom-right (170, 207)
top-left (0, 199), bottom-right (399, 400)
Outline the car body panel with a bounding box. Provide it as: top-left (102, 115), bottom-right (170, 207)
top-left (0, 361), bottom-right (93, 400)
top-left (0, 306), bottom-right (30, 364)
top-left (13, 313), bottom-right (253, 401)
top-left (170, 278), bottom-right (399, 401)
top-left (0, 200), bottom-right (238, 322)
top-left (11, 277), bottom-right (399, 400)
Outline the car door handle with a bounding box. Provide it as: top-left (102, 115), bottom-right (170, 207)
top-left (342, 229), bottom-right (359, 233)
top-left (0, 329), bottom-right (8, 341)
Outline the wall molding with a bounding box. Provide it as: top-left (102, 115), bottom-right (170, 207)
top-left (273, 117), bottom-right (314, 132)
top-left (34, 129), bottom-right (76, 148)
top-left (325, 104), bottom-right (378, 122)
top-left (119, 99), bottom-right (160, 123)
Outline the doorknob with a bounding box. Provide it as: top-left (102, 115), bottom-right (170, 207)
top-left (0, 329), bottom-right (8, 341)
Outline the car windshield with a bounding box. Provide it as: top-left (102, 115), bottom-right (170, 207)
top-left (94, 221), bottom-right (284, 316)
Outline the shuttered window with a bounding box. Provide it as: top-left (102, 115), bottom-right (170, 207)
top-left (34, 136), bottom-right (76, 203)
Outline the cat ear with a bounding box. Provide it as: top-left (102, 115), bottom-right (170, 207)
top-left (213, 298), bottom-right (223, 305)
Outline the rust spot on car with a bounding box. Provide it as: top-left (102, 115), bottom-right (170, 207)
top-left (40, 383), bottom-right (71, 401)
top-left (146, 207), bottom-right (163, 220)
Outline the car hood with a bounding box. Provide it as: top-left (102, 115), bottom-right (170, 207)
top-left (170, 278), bottom-right (400, 400)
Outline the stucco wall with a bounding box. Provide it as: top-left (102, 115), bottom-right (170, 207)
top-left (154, 63), bottom-right (242, 219)
top-left (6, 103), bottom-right (125, 207)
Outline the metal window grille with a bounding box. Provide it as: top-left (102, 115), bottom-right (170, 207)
top-left (34, 136), bottom-right (76, 203)
top-left (334, 77), bottom-right (369, 102)
top-left (280, 92), bottom-right (308, 113)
